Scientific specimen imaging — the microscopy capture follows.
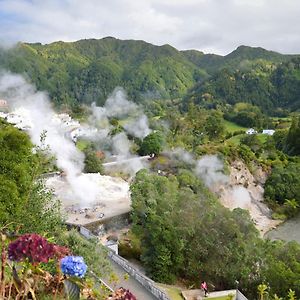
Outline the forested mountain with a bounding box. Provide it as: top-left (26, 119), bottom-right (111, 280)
top-left (0, 37), bottom-right (297, 110)
top-left (186, 57), bottom-right (300, 114)
top-left (181, 45), bottom-right (292, 74)
top-left (0, 37), bottom-right (204, 106)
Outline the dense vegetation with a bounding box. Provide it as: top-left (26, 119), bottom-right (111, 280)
top-left (1, 38), bottom-right (298, 113)
top-left (186, 57), bottom-right (300, 114)
top-left (0, 120), bottom-right (112, 298)
top-left (0, 38), bottom-right (204, 106)
top-left (113, 96), bottom-right (300, 298)
top-left (0, 119), bottom-right (61, 233)
top-left (130, 169), bottom-right (300, 298)
top-left (2, 36), bottom-right (300, 299)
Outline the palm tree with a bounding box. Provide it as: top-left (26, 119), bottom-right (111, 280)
top-left (258, 283), bottom-right (269, 300)
top-left (287, 289), bottom-right (297, 300)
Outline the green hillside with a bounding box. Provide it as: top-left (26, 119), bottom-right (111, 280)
top-left (0, 37), bottom-right (205, 106)
top-left (0, 37), bottom-right (299, 112)
top-left (186, 57), bottom-right (300, 113)
top-left (182, 45), bottom-right (293, 73)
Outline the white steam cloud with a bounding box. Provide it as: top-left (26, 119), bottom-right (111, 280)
top-left (90, 87), bottom-right (151, 139)
top-left (167, 148), bottom-right (275, 234)
top-left (171, 147), bottom-right (195, 165)
top-left (112, 132), bottom-right (131, 156)
top-left (227, 186), bottom-right (252, 209)
top-left (104, 88), bottom-right (138, 118)
top-left (86, 87), bottom-right (151, 174)
top-left (124, 115), bottom-right (151, 139)
top-left (0, 72), bottom-right (101, 204)
top-left (169, 148), bottom-right (228, 188)
top-left (195, 155), bottom-right (229, 188)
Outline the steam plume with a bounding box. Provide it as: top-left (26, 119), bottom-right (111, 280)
top-left (87, 88), bottom-right (151, 174)
top-left (90, 87), bottom-right (151, 139)
top-left (195, 155), bottom-right (229, 188)
top-left (0, 72), bottom-right (100, 204)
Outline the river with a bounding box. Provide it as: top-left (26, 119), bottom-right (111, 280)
top-left (265, 214), bottom-right (300, 243)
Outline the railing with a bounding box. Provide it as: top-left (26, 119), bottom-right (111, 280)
top-left (89, 270), bottom-right (114, 293)
top-left (80, 226), bottom-right (171, 300)
top-left (236, 290), bottom-right (249, 300)
top-left (108, 251), bottom-right (170, 300)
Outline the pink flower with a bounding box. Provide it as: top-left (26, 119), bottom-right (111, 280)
top-left (8, 234), bottom-right (69, 264)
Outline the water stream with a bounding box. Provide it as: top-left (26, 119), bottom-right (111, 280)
top-left (265, 214), bottom-right (300, 243)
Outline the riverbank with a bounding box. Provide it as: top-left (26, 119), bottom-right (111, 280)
top-left (264, 213), bottom-right (300, 243)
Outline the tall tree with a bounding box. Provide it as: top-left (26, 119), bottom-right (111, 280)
top-left (285, 116), bottom-right (300, 155)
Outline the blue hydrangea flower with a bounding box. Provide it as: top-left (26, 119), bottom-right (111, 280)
top-left (60, 256), bottom-right (87, 278)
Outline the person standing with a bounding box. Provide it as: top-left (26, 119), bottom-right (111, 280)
top-left (201, 281), bottom-right (208, 297)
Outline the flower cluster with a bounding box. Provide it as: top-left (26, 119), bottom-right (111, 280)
top-left (52, 244), bottom-right (71, 259)
top-left (8, 234), bottom-right (55, 264)
top-left (108, 287), bottom-right (137, 300)
top-left (60, 256), bottom-right (87, 278)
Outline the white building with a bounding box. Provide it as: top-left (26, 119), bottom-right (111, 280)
top-left (246, 128), bottom-right (257, 135)
top-left (262, 129), bottom-right (275, 136)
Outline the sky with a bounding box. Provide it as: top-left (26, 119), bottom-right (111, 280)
top-left (0, 0), bottom-right (299, 55)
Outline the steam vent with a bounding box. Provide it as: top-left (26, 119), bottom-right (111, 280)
top-left (46, 173), bottom-right (130, 227)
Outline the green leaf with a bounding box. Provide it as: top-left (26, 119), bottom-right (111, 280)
top-left (64, 279), bottom-right (80, 300)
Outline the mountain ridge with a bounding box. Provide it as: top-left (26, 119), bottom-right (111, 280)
top-left (0, 37), bottom-right (299, 110)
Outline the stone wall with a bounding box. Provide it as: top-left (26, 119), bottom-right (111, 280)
top-left (108, 251), bottom-right (171, 300)
top-left (236, 290), bottom-right (248, 300)
top-left (80, 226), bottom-right (170, 300)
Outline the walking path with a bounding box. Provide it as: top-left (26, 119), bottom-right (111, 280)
top-left (106, 258), bottom-right (157, 300)
top-left (207, 289), bottom-right (237, 298)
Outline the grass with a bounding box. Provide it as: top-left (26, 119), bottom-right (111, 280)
top-left (226, 133), bottom-right (268, 146)
top-left (224, 120), bottom-right (247, 133)
top-left (256, 133), bottom-right (268, 143)
top-left (76, 139), bottom-right (91, 151)
top-left (157, 284), bottom-right (184, 300)
top-left (226, 133), bottom-right (246, 145)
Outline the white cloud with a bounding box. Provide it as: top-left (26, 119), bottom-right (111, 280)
top-left (0, 0), bottom-right (300, 54)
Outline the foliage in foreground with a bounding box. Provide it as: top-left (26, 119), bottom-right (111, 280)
top-left (1, 232), bottom-right (93, 299)
top-left (0, 120), bottom-right (62, 234)
top-left (0, 232), bottom-right (136, 300)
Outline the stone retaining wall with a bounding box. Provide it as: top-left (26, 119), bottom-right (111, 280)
top-left (80, 226), bottom-right (170, 300)
top-left (236, 290), bottom-right (248, 300)
top-left (108, 251), bottom-right (170, 300)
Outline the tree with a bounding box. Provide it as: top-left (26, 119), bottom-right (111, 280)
top-left (130, 169), bottom-right (263, 293)
top-left (130, 170), bottom-right (183, 282)
top-left (240, 134), bottom-right (263, 153)
top-left (0, 121), bottom-right (62, 233)
top-left (285, 116), bottom-right (300, 155)
top-left (83, 146), bottom-right (104, 173)
top-left (204, 111), bottom-right (225, 140)
top-left (264, 162), bottom-right (300, 206)
top-left (138, 131), bottom-right (164, 156)
top-left (260, 241), bottom-right (300, 297)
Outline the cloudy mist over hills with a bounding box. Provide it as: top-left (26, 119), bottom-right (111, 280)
top-left (1, 0), bottom-right (300, 55)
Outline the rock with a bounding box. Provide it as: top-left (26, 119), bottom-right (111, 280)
top-left (85, 213), bottom-right (96, 219)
